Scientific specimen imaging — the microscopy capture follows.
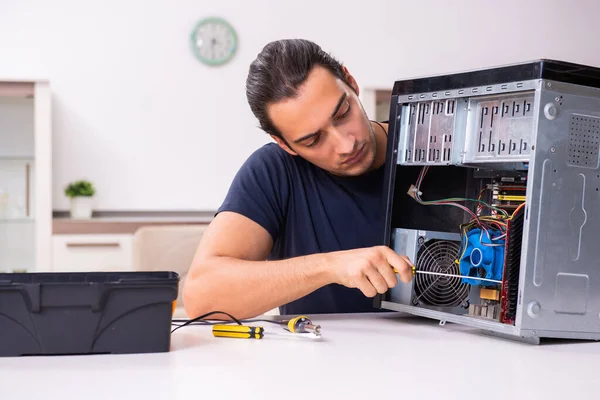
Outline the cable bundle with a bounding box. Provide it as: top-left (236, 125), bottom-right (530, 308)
top-left (408, 166), bottom-right (525, 268)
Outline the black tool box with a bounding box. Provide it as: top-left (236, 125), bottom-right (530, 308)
top-left (0, 271), bottom-right (179, 357)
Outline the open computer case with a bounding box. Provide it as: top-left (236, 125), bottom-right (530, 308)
top-left (375, 59), bottom-right (600, 344)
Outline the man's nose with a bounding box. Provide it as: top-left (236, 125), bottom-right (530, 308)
top-left (332, 128), bottom-right (355, 155)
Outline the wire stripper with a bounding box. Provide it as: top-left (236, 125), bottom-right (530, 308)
top-left (212, 324), bottom-right (264, 339)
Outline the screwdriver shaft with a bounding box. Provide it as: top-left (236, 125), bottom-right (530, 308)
top-left (414, 270), bottom-right (502, 284)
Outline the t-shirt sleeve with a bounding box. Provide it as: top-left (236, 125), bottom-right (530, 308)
top-left (216, 144), bottom-right (290, 241)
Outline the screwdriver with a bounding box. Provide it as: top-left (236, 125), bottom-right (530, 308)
top-left (212, 324), bottom-right (264, 339)
top-left (393, 266), bottom-right (502, 284)
top-left (282, 315), bottom-right (322, 336)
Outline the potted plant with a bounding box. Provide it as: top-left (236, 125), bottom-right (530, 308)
top-left (64, 180), bottom-right (96, 219)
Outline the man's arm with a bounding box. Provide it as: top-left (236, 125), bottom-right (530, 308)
top-left (182, 211), bottom-right (415, 320)
top-left (182, 211), bottom-right (333, 320)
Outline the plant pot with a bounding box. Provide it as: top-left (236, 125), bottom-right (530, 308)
top-left (70, 196), bottom-right (94, 219)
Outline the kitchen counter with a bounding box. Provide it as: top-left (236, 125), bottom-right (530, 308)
top-left (52, 211), bottom-right (214, 234)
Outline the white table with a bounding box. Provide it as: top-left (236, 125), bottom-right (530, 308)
top-left (1, 312), bottom-right (599, 399)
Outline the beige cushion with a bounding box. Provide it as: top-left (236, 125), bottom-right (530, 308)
top-left (132, 223), bottom-right (280, 318)
top-left (132, 224), bottom-right (207, 318)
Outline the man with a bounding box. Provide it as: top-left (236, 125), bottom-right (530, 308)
top-left (183, 39), bottom-right (414, 320)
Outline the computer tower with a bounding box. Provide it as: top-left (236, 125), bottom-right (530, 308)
top-left (376, 59), bottom-right (600, 344)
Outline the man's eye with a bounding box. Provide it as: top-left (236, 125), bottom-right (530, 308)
top-left (307, 136), bottom-right (321, 147)
top-left (336, 102), bottom-right (351, 120)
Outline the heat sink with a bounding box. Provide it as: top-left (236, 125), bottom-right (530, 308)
top-left (501, 205), bottom-right (525, 324)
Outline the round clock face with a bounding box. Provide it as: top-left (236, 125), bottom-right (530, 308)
top-left (190, 17), bottom-right (238, 66)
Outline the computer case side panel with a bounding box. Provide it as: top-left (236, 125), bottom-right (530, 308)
top-left (374, 93), bottom-right (402, 310)
top-left (380, 93), bottom-right (402, 249)
top-left (517, 80), bottom-right (600, 338)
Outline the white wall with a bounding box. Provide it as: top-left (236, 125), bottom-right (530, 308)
top-left (1, 0), bottom-right (599, 211)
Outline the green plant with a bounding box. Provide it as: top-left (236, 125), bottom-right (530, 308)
top-left (64, 180), bottom-right (96, 198)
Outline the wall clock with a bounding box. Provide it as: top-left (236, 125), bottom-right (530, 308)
top-left (190, 17), bottom-right (238, 66)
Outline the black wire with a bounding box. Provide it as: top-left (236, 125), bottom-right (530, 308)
top-left (371, 120), bottom-right (388, 137)
top-left (171, 318), bottom-right (285, 326)
top-left (170, 311), bottom-right (243, 334)
top-left (170, 312), bottom-right (286, 334)
top-left (233, 318), bottom-right (286, 325)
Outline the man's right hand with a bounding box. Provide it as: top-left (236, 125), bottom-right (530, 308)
top-left (328, 245), bottom-right (414, 297)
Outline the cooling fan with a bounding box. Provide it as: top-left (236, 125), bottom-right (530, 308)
top-left (413, 239), bottom-right (469, 308)
top-left (458, 228), bottom-right (505, 287)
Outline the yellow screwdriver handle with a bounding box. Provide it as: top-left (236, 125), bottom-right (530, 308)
top-left (393, 266), bottom-right (416, 276)
top-left (212, 324), bottom-right (264, 339)
top-left (286, 316), bottom-right (308, 333)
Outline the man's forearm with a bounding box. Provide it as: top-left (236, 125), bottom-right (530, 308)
top-left (182, 253), bottom-right (333, 320)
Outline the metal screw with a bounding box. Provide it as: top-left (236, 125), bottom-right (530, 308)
top-left (555, 96), bottom-right (561, 102)
top-left (527, 301), bottom-right (541, 318)
top-left (547, 82), bottom-right (552, 87)
top-left (551, 147), bottom-right (556, 153)
top-left (544, 103), bottom-right (557, 120)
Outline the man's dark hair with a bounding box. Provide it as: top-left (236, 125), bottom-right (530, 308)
top-left (246, 39), bottom-right (350, 139)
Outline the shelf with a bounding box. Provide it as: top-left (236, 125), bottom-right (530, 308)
top-left (0, 155), bottom-right (34, 161)
top-left (0, 217), bottom-right (34, 223)
top-left (0, 82), bottom-right (35, 98)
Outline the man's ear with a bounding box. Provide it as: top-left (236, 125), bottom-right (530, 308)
top-left (270, 135), bottom-right (298, 156)
top-left (342, 66), bottom-right (359, 95)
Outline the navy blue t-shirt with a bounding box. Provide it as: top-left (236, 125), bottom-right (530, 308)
top-left (217, 142), bottom-right (386, 315)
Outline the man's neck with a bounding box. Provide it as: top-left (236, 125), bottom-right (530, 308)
top-left (371, 121), bottom-right (388, 170)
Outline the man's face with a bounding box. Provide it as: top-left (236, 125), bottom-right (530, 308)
top-left (267, 66), bottom-right (377, 177)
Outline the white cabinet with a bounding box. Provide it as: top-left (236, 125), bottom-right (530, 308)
top-left (50, 218), bottom-right (213, 273)
top-left (0, 80), bottom-right (52, 272)
top-left (52, 234), bottom-right (134, 272)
